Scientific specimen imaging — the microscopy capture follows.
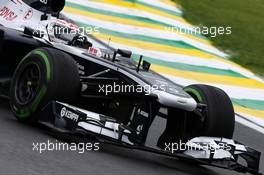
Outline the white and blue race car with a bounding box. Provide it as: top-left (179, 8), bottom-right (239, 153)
top-left (0, 0), bottom-right (262, 174)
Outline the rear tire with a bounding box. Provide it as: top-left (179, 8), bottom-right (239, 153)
top-left (184, 84), bottom-right (235, 139)
top-left (10, 47), bottom-right (80, 123)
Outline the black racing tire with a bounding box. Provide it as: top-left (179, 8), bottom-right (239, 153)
top-left (184, 84), bottom-right (235, 139)
top-left (10, 47), bottom-right (80, 123)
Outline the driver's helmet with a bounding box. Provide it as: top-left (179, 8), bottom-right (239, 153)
top-left (47, 19), bottom-right (80, 43)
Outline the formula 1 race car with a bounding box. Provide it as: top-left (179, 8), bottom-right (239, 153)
top-left (0, 0), bottom-right (262, 175)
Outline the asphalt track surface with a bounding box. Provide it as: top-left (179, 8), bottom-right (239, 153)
top-left (0, 99), bottom-right (263, 175)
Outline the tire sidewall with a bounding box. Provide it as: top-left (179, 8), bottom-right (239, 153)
top-left (184, 84), bottom-right (235, 138)
top-left (10, 49), bottom-right (51, 121)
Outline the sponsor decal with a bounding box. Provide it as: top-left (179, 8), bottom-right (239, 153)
top-left (10, 0), bottom-right (22, 4)
top-left (10, 0), bottom-right (17, 4)
top-left (60, 107), bottom-right (79, 122)
top-left (88, 47), bottom-right (98, 55)
top-left (0, 6), bottom-right (17, 21)
top-left (40, 0), bottom-right (48, 5)
top-left (88, 47), bottom-right (102, 57)
top-left (23, 8), bottom-right (33, 20)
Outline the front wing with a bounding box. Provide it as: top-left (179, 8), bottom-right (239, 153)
top-left (38, 101), bottom-right (262, 175)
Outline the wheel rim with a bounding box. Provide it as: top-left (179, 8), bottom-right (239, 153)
top-left (15, 63), bottom-right (41, 105)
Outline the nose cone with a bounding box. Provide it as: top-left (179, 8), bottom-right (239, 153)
top-left (151, 90), bottom-right (197, 111)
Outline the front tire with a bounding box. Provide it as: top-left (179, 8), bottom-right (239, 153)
top-left (184, 84), bottom-right (235, 139)
top-left (10, 47), bottom-right (80, 123)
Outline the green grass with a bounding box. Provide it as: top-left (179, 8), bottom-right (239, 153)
top-left (174, 0), bottom-right (264, 75)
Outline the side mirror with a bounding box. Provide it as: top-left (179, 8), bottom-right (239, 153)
top-left (112, 49), bottom-right (132, 62)
top-left (142, 60), bottom-right (151, 71)
top-left (116, 49), bottom-right (132, 58)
